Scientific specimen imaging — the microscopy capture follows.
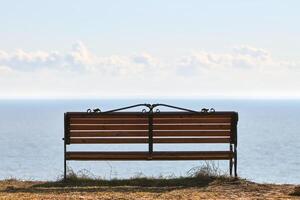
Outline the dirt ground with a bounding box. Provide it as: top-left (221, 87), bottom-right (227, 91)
top-left (0, 178), bottom-right (299, 200)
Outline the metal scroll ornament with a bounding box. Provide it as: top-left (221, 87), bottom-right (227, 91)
top-left (87, 103), bottom-right (215, 113)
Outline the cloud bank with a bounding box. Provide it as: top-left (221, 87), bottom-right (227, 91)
top-left (0, 42), bottom-right (299, 98)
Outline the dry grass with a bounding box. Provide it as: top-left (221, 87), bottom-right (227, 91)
top-left (0, 177), bottom-right (299, 200)
top-left (291, 186), bottom-right (300, 196)
top-left (0, 164), bottom-right (299, 199)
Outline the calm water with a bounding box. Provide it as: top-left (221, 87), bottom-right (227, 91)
top-left (0, 99), bottom-right (299, 184)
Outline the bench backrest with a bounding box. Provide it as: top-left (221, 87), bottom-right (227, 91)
top-left (65, 111), bottom-right (238, 147)
top-left (66, 112), bottom-right (149, 144)
top-left (152, 112), bottom-right (237, 144)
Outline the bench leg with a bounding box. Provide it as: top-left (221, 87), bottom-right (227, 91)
top-left (234, 145), bottom-right (237, 178)
top-left (229, 158), bottom-right (233, 176)
top-left (234, 159), bottom-right (237, 178)
top-left (64, 140), bottom-right (67, 181)
top-left (64, 158), bottom-right (66, 181)
top-left (229, 144), bottom-right (233, 176)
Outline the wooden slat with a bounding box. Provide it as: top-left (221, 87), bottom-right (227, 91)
top-left (69, 130), bottom-right (231, 137)
top-left (70, 118), bottom-right (148, 124)
top-left (153, 138), bottom-right (230, 143)
top-left (153, 151), bottom-right (233, 156)
top-left (153, 131), bottom-right (231, 137)
top-left (70, 131), bottom-right (148, 137)
top-left (67, 112), bottom-right (237, 119)
top-left (66, 151), bottom-right (233, 160)
top-left (69, 137), bottom-right (229, 144)
top-left (152, 157), bottom-right (231, 160)
top-left (70, 124), bottom-right (148, 130)
top-left (66, 151), bottom-right (149, 160)
top-left (67, 113), bottom-right (148, 119)
top-left (153, 118), bottom-right (231, 124)
top-left (70, 116), bottom-right (232, 123)
top-left (152, 113), bottom-right (234, 118)
top-left (70, 138), bottom-right (148, 144)
top-left (152, 156), bottom-right (231, 160)
top-left (153, 124), bottom-right (231, 130)
top-left (152, 151), bottom-right (233, 159)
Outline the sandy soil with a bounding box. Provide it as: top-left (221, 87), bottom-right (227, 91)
top-left (0, 179), bottom-right (299, 200)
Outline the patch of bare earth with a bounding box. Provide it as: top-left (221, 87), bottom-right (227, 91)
top-left (0, 179), bottom-right (299, 200)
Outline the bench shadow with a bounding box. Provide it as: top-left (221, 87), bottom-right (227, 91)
top-left (2, 176), bottom-right (228, 194)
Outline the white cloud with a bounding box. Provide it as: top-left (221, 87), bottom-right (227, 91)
top-left (0, 49), bottom-right (63, 71)
top-left (66, 41), bottom-right (94, 70)
top-left (131, 53), bottom-right (157, 65)
top-left (0, 65), bottom-right (13, 74)
top-left (233, 45), bottom-right (270, 60)
top-left (0, 42), bottom-right (299, 98)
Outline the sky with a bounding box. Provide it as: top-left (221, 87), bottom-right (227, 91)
top-left (0, 0), bottom-right (300, 99)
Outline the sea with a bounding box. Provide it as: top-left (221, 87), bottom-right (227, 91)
top-left (0, 99), bottom-right (299, 184)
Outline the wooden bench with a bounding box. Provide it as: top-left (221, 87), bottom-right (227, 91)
top-left (63, 104), bottom-right (238, 180)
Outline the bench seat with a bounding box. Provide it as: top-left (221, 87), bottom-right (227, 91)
top-left (66, 151), bottom-right (233, 160)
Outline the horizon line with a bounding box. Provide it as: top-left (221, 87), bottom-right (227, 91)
top-left (1, 95), bottom-right (300, 100)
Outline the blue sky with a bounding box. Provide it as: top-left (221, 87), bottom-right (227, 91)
top-left (0, 1), bottom-right (300, 98)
